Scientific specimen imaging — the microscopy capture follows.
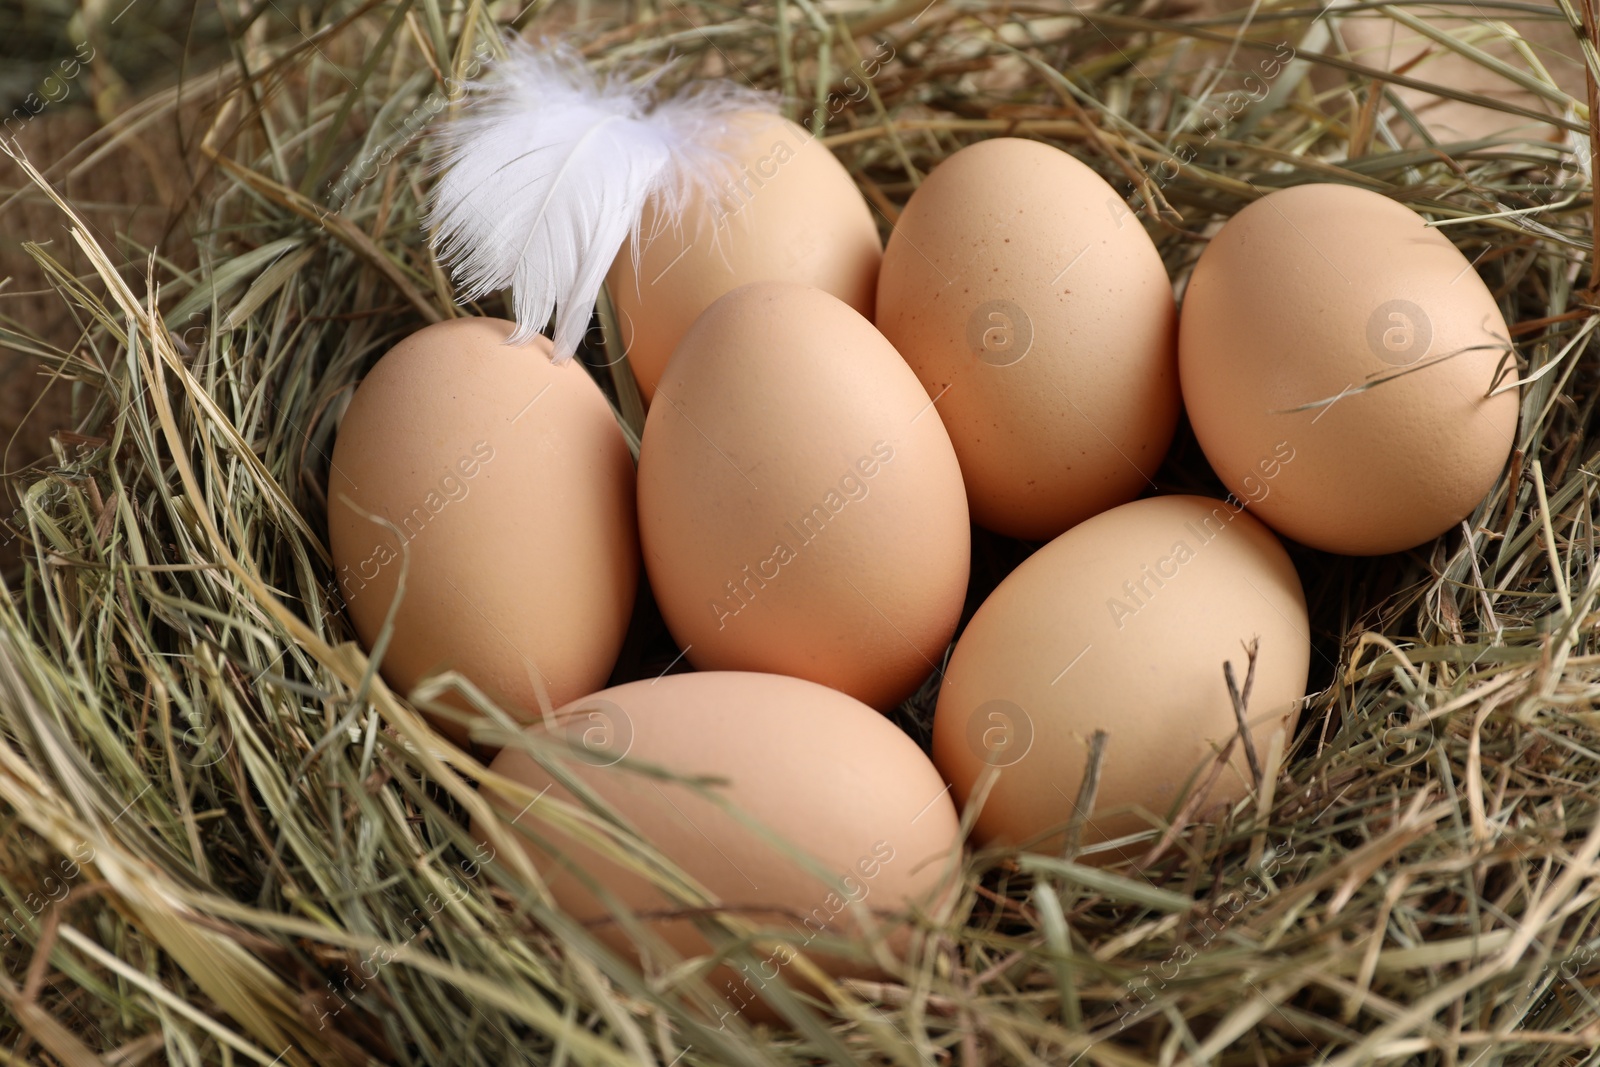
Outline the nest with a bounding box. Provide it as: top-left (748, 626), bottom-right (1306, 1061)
top-left (2, 1), bottom-right (1598, 1063)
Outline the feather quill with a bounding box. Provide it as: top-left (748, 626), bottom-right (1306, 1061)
top-left (425, 38), bottom-right (776, 360)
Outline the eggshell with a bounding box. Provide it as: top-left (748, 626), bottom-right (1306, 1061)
top-left (477, 672), bottom-right (961, 1013)
top-left (1179, 184), bottom-right (1519, 555)
top-left (606, 111), bottom-right (882, 403)
top-left (1333, 16), bottom-right (1573, 146)
top-left (931, 495), bottom-right (1309, 860)
top-left (328, 318), bottom-right (637, 742)
top-left (875, 137), bottom-right (1180, 541)
top-left (637, 282), bottom-right (970, 710)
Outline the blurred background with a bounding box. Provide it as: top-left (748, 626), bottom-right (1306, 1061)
top-left (1, 0), bottom-right (236, 568)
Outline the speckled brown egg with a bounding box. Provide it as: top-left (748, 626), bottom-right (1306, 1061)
top-left (476, 671), bottom-right (962, 1015)
top-left (1179, 183), bottom-right (1520, 555)
top-left (328, 318), bottom-right (637, 744)
top-left (875, 137), bottom-right (1180, 541)
top-left (637, 281), bottom-right (969, 710)
top-left (606, 111), bottom-right (882, 403)
top-left (931, 495), bottom-right (1309, 862)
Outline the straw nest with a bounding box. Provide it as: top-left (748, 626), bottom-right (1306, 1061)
top-left (1, 1), bottom-right (1598, 1064)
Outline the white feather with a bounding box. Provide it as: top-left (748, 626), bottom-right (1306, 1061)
top-left (425, 38), bottom-right (776, 361)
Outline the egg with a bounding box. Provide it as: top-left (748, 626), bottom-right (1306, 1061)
top-left (875, 137), bottom-right (1180, 541)
top-left (476, 672), bottom-right (962, 1014)
top-left (1179, 184), bottom-right (1519, 555)
top-left (327, 318), bottom-right (637, 743)
top-left (606, 111), bottom-right (882, 403)
top-left (1332, 17), bottom-right (1574, 146)
top-left (637, 281), bottom-right (970, 710)
top-left (931, 495), bottom-right (1309, 859)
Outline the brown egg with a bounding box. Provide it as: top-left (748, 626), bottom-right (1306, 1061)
top-left (605, 111), bottom-right (882, 403)
top-left (1179, 184), bottom-right (1520, 555)
top-left (637, 282), bottom-right (970, 710)
top-left (1334, 15), bottom-right (1574, 146)
top-left (931, 495), bottom-right (1309, 861)
top-left (875, 137), bottom-right (1180, 541)
top-left (476, 672), bottom-right (961, 1016)
top-left (328, 318), bottom-right (637, 743)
